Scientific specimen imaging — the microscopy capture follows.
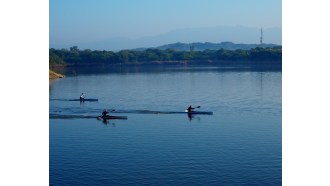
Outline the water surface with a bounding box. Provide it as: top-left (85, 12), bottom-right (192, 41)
top-left (50, 65), bottom-right (281, 185)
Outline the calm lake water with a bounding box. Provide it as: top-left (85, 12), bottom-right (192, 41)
top-left (50, 65), bottom-right (281, 186)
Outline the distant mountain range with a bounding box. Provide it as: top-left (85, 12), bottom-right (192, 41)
top-left (51, 26), bottom-right (281, 51)
top-left (134, 41), bottom-right (279, 51)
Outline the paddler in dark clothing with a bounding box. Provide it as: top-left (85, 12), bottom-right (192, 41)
top-left (187, 105), bottom-right (200, 113)
top-left (187, 105), bottom-right (195, 113)
top-left (102, 109), bottom-right (109, 117)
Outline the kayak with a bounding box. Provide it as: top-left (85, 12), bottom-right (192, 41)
top-left (49, 114), bottom-right (127, 119)
top-left (111, 110), bottom-right (213, 115)
top-left (184, 110), bottom-right (213, 115)
top-left (69, 99), bottom-right (98, 102)
top-left (97, 115), bottom-right (128, 120)
top-left (49, 114), bottom-right (96, 119)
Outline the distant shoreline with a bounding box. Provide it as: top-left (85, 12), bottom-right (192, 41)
top-left (50, 46), bottom-right (282, 67)
top-left (50, 59), bottom-right (282, 68)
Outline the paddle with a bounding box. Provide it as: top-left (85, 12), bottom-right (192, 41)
top-left (103, 109), bottom-right (115, 117)
top-left (186, 105), bottom-right (201, 112)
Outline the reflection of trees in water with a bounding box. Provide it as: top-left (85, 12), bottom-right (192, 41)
top-left (51, 65), bottom-right (281, 78)
top-left (49, 79), bottom-right (59, 96)
top-left (71, 69), bottom-right (77, 76)
top-left (49, 80), bottom-right (54, 96)
top-left (49, 84), bottom-right (52, 94)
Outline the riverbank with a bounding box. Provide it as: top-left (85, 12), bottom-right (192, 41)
top-left (49, 70), bottom-right (64, 79)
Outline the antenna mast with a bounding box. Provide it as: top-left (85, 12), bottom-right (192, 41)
top-left (260, 28), bottom-right (263, 45)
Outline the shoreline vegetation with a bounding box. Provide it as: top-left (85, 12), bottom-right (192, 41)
top-left (49, 46), bottom-right (282, 68)
top-left (49, 70), bottom-right (64, 79)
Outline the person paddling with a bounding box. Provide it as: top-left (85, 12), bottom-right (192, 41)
top-left (102, 109), bottom-right (109, 117)
top-left (80, 93), bottom-right (85, 101)
top-left (187, 105), bottom-right (200, 113)
top-left (187, 105), bottom-right (195, 112)
top-left (187, 105), bottom-right (194, 112)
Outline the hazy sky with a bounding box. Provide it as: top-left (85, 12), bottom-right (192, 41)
top-left (50, 0), bottom-right (281, 46)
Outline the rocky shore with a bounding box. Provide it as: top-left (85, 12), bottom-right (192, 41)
top-left (49, 70), bottom-right (64, 79)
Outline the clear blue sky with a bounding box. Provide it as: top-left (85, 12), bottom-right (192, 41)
top-left (50, 0), bottom-right (281, 46)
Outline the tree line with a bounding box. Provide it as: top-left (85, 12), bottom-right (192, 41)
top-left (49, 46), bottom-right (282, 66)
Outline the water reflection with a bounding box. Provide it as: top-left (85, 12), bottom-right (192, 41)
top-left (101, 119), bottom-right (116, 127)
top-left (97, 117), bottom-right (117, 127)
top-left (187, 114), bottom-right (202, 121)
top-left (187, 113), bottom-right (193, 120)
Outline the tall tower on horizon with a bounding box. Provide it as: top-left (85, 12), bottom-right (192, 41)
top-left (260, 28), bottom-right (263, 45)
